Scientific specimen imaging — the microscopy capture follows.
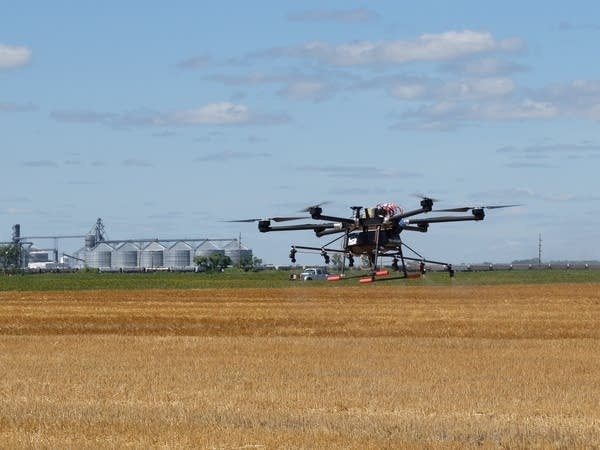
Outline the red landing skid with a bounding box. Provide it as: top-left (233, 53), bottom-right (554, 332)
top-left (327, 271), bottom-right (421, 284)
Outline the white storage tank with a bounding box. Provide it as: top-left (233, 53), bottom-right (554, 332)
top-left (85, 234), bottom-right (96, 249)
top-left (140, 241), bottom-right (165, 268)
top-left (113, 242), bottom-right (139, 269)
top-left (195, 241), bottom-right (225, 260)
top-left (165, 241), bottom-right (192, 268)
top-left (222, 239), bottom-right (252, 267)
top-left (86, 242), bottom-right (113, 269)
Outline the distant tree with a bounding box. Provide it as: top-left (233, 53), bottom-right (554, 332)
top-left (209, 253), bottom-right (222, 270)
top-left (220, 255), bottom-right (232, 269)
top-left (194, 254), bottom-right (232, 272)
top-left (193, 255), bottom-right (209, 270)
top-left (0, 244), bottom-right (21, 271)
top-left (331, 254), bottom-right (344, 271)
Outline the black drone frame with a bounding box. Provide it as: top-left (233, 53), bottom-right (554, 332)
top-left (230, 198), bottom-right (518, 283)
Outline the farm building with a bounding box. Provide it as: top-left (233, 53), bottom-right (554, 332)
top-left (5, 219), bottom-right (251, 271)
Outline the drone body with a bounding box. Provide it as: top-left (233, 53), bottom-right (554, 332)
top-left (231, 197), bottom-right (517, 283)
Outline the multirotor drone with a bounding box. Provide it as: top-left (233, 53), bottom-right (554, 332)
top-left (230, 197), bottom-right (518, 283)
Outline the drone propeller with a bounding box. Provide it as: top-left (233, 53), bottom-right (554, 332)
top-left (434, 204), bottom-right (521, 213)
top-left (412, 193), bottom-right (441, 203)
top-left (299, 201), bottom-right (331, 213)
top-left (225, 216), bottom-right (308, 223)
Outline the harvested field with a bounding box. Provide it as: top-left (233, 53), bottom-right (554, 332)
top-left (1, 283), bottom-right (599, 448)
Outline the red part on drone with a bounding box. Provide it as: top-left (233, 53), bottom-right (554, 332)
top-left (375, 270), bottom-right (389, 277)
top-left (359, 277), bottom-right (374, 284)
top-left (327, 275), bottom-right (342, 281)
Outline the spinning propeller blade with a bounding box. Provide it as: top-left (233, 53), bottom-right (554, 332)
top-left (225, 216), bottom-right (308, 223)
top-left (434, 204), bottom-right (521, 213)
top-left (412, 193), bottom-right (441, 203)
top-left (299, 201), bottom-right (331, 213)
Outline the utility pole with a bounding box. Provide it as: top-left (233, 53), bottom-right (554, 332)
top-left (538, 234), bottom-right (542, 267)
top-left (238, 233), bottom-right (242, 269)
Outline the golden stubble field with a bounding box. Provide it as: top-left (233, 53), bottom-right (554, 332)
top-left (1, 283), bottom-right (599, 448)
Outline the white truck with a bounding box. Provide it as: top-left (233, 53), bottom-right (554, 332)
top-left (300, 267), bottom-right (329, 281)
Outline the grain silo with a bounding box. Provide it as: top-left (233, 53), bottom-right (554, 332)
top-left (140, 241), bottom-right (165, 268)
top-left (165, 241), bottom-right (192, 268)
top-left (85, 234), bottom-right (96, 249)
top-left (222, 239), bottom-right (252, 267)
top-left (113, 242), bottom-right (139, 269)
top-left (195, 240), bottom-right (225, 261)
top-left (86, 242), bottom-right (113, 269)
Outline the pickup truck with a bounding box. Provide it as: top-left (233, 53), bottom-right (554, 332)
top-left (300, 267), bottom-right (329, 281)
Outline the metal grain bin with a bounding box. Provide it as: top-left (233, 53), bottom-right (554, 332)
top-left (113, 242), bottom-right (140, 269)
top-left (222, 239), bottom-right (252, 267)
top-left (86, 242), bottom-right (113, 269)
top-left (194, 241), bottom-right (225, 260)
top-left (85, 234), bottom-right (96, 249)
top-left (140, 241), bottom-right (165, 268)
top-left (165, 241), bottom-right (192, 268)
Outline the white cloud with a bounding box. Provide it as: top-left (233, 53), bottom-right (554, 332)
top-left (168, 102), bottom-right (250, 125)
top-left (51, 102), bottom-right (290, 128)
top-left (442, 57), bottom-right (528, 76)
top-left (176, 54), bottom-right (212, 69)
top-left (479, 98), bottom-right (559, 120)
top-left (389, 77), bottom-right (600, 129)
top-left (287, 31), bottom-right (522, 66)
top-left (543, 80), bottom-right (600, 120)
top-left (278, 81), bottom-right (331, 101)
top-left (0, 43), bottom-right (31, 69)
top-left (388, 77), bottom-right (515, 101)
top-left (390, 83), bottom-right (427, 99)
top-left (443, 77), bottom-right (516, 99)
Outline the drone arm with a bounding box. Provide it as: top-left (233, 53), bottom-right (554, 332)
top-left (292, 245), bottom-right (347, 254)
top-left (312, 213), bottom-right (355, 225)
top-left (391, 198), bottom-right (435, 220)
top-left (258, 222), bottom-right (339, 233)
top-left (304, 206), bottom-right (355, 225)
top-left (407, 211), bottom-right (485, 226)
top-left (401, 225), bottom-right (429, 232)
top-left (315, 228), bottom-right (347, 237)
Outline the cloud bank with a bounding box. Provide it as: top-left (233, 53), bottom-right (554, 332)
top-left (260, 31), bottom-right (522, 67)
top-left (0, 43), bottom-right (31, 69)
top-left (51, 102), bottom-right (290, 128)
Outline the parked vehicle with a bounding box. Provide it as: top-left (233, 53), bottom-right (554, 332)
top-left (300, 267), bottom-right (328, 281)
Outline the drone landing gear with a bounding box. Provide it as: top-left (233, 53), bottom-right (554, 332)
top-left (288, 239), bottom-right (456, 284)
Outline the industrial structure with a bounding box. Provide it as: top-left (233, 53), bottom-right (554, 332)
top-left (3, 219), bottom-right (252, 271)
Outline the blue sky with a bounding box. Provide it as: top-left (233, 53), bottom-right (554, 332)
top-left (1, 1), bottom-right (599, 265)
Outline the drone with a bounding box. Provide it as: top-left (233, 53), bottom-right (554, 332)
top-left (229, 197), bottom-right (518, 283)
